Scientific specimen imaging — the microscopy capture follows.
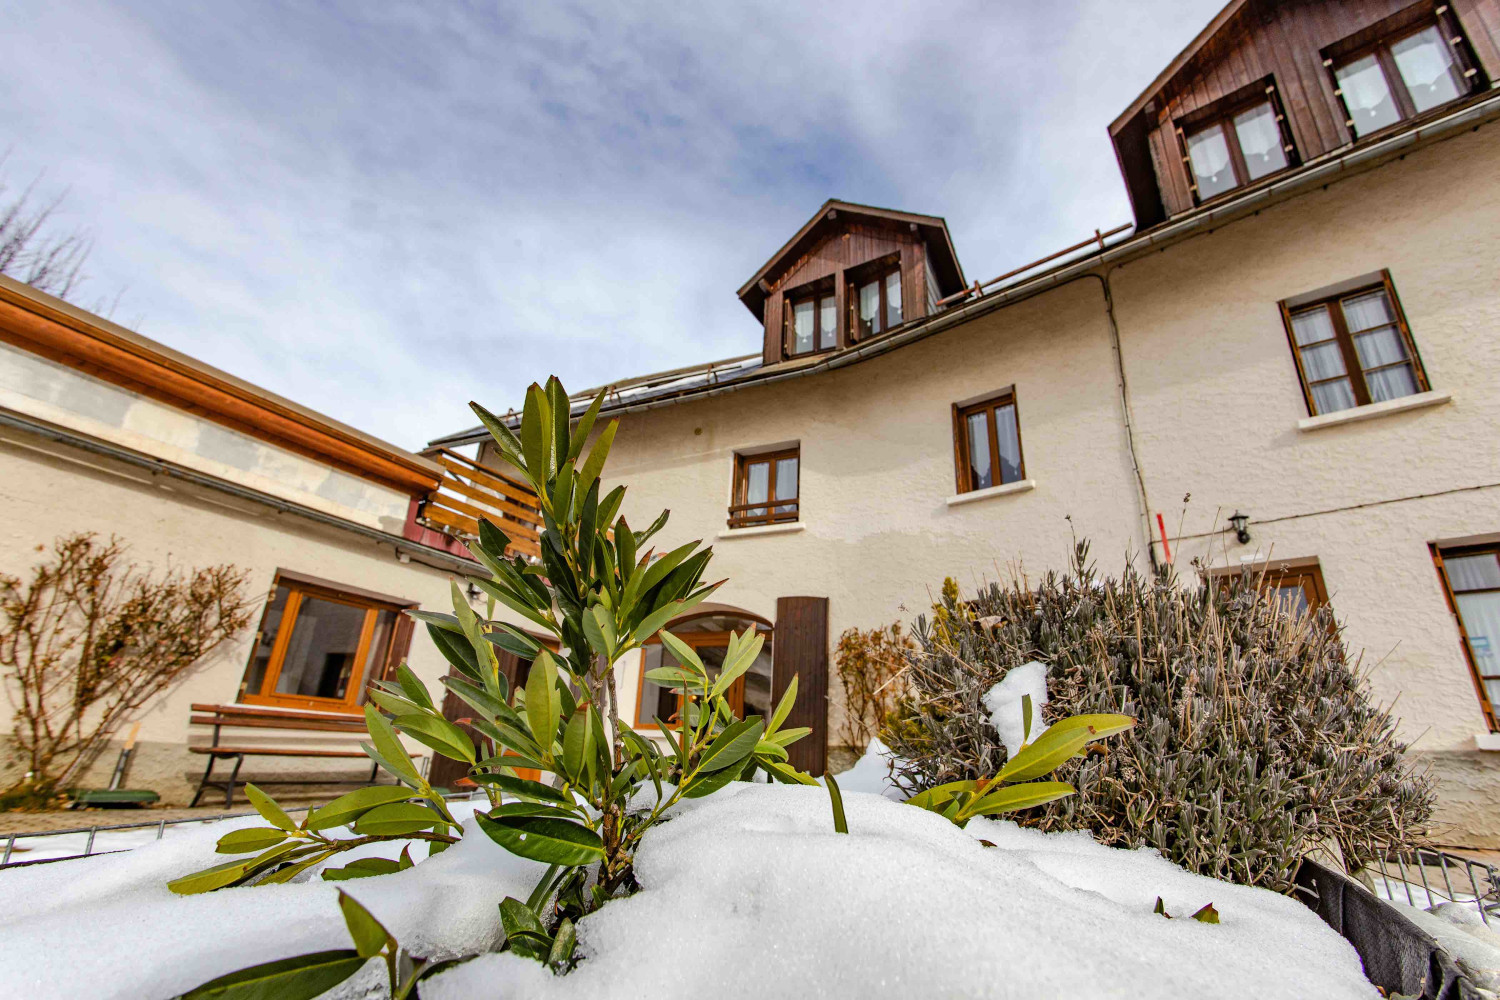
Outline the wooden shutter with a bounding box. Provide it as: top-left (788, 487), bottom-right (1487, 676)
top-left (771, 596), bottom-right (829, 775)
top-left (380, 612), bottom-right (416, 683)
top-left (427, 671), bottom-right (473, 790)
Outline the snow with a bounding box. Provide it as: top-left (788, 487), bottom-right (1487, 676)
top-left (826, 737), bottom-right (905, 801)
top-left (982, 659), bottom-right (1049, 757)
top-left (1387, 900), bottom-right (1500, 994)
top-left (0, 784), bottom-right (1382, 1000)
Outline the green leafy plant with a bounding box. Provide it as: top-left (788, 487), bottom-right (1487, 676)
top-left (169, 377), bottom-right (814, 991)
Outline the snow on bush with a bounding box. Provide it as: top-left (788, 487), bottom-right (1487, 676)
top-left (982, 659), bottom-right (1049, 757)
top-left (0, 785), bottom-right (1379, 999)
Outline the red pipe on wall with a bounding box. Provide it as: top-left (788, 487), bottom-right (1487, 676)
top-left (1156, 513), bottom-right (1173, 564)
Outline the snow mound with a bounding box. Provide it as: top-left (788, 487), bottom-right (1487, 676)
top-left (1388, 900), bottom-right (1500, 993)
top-left (983, 659), bottom-right (1049, 757)
top-left (426, 784), bottom-right (1377, 1000)
top-left (827, 737), bottom-right (905, 801)
top-left (0, 799), bottom-right (545, 1000)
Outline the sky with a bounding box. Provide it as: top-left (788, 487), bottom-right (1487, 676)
top-left (1, 1), bottom-right (1226, 449)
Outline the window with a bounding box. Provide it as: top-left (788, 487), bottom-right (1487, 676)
top-left (1330, 17), bottom-right (1479, 138)
top-left (852, 262), bottom-right (902, 339)
top-left (634, 613), bottom-right (774, 730)
top-left (1179, 83), bottom-right (1295, 202)
top-left (729, 447), bottom-right (799, 529)
top-left (239, 575), bottom-right (410, 713)
top-left (1281, 273), bottom-right (1428, 416)
top-left (952, 390), bottom-right (1024, 493)
top-left (1256, 564), bottom-right (1330, 616)
top-left (1434, 545), bottom-right (1500, 731)
top-left (788, 287), bottom-right (837, 357)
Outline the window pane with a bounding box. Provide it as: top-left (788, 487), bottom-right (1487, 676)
top-left (885, 270), bottom-right (902, 328)
top-left (995, 402), bottom-right (1022, 484)
top-left (740, 641), bottom-right (775, 720)
top-left (1447, 554), bottom-right (1500, 592)
top-left (1353, 326), bottom-right (1408, 370)
top-left (1336, 54), bottom-right (1402, 136)
top-left (744, 461), bottom-right (769, 517)
top-left (858, 280), bottom-right (880, 337)
top-left (1186, 123), bottom-right (1237, 198)
top-left (966, 411), bottom-right (992, 490)
top-left (1365, 363), bottom-right (1418, 402)
top-left (792, 300), bottom-right (814, 354)
top-left (355, 609), bottom-right (397, 705)
top-left (1269, 582), bottom-right (1310, 616)
top-left (1341, 290), bottom-right (1395, 333)
top-left (1291, 306), bottom-right (1336, 346)
top-left (1311, 379), bottom-right (1357, 414)
top-left (1392, 25), bottom-right (1466, 113)
top-left (1455, 591), bottom-right (1500, 680)
top-left (1232, 102), bottom-right (1288, 180)
top-left (275, 596), bottom-right (369, 700)
top-left (243, 585), bottom-right (290, 696)
top-left (1299, 341), bottom-right (1348, 382)
top-left (819, 295), bottom-right (837, 350)
top-left (638, 644), bottom-right (678, 723)
top-left (774, 456), bottom-right (798, 514)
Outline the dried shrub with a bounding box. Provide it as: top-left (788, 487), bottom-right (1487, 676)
top-left (881, 541), bottom-right (1435, 893)
top-left (834, 622), bottom-right (914, 749)
top-left (0, 533), bottom-right (252, 807)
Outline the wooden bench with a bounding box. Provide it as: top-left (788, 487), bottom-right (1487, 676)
top-left (188, 703), bottom-right (395, 808)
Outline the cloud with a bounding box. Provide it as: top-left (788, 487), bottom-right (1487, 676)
top-left (0, 0), bottom-right (1224, 448)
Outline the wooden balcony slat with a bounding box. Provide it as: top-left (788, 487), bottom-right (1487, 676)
top-left (432, 455), bottom-right (537, 507)
top-left (422, 504), bottom-right (542, 559)
top-left (435, 474), bottom-right (544, 527)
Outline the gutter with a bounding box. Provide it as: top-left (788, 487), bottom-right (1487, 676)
top-left (439, 88), bottom-right (1500, 440)
top-left (0, 408), bottom-right (484, 578)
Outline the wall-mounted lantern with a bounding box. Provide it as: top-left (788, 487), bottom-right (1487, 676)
top-left (1228, 511), bottom-right (1252, 545)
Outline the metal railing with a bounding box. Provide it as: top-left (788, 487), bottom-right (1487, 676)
top-left (1360, 847), bottom-right (1500, 926)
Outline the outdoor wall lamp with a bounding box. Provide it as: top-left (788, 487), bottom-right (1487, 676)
top-left (1228, 511), bottom-right (1252, 545)
top-left (466, 581), bottom-right (482, 601)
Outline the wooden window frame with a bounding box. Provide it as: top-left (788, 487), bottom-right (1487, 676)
top-left (848, 256), bottom-right (902, 342)
top-left (1325, 9), bottom-right (1483, 141)
top-left (1175, 79), bottom-right (1298, 205)
top-left (632, 612), bottom-right (773, 732)
top-left (1278, 270), bottom-right (1430, 417)
top-left (1211, 560), bottom-right (1330, 615)
top-left (729, 446), bottom-right (800, 529)
top-left (1432, 543), bottom-right (1500, 732)
top-left (239, 575), bottom-right (413, 715)
top-left (783, 278), bottom-right (839, 359)
top-left (951, 389), bottom-right (1026, 494)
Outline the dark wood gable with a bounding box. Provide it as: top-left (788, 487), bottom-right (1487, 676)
top-left (738, 200), bottom-right (965, 367)
top-left (1110, 0), bottom-right (1500, 228)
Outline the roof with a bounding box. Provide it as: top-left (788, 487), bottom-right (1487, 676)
top-left (0, 275), bottom-right (443, 496)
top-left (734, 199), bottom-right (966, 323)
top-left (1109, 0), bottom-right (1246, 135)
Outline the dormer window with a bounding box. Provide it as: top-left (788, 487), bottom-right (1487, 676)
top-left (852, 260), bottom-right (902, 339)
top-left (1179, 82), bottom-right (1295, 203)
top-left (790, 290), bottom-right (837, 356)
top-left (1330, 19), bottom-right (1478, 138)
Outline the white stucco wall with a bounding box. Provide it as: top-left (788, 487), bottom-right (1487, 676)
top-left (592, 123), bottom-right (1500, 843)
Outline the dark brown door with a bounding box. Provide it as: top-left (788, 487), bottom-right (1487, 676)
top-left (771, 596), bottom-right (829, 775)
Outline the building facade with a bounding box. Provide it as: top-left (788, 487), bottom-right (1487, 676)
top-left (437, 0), bottom-right (1500, 844)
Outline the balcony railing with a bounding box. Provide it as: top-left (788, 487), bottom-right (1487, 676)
top-left (726, 499), bottom-right (799, 530)
top-left (417, 447), bottom-right (542, 560)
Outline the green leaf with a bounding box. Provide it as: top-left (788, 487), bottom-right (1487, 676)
top-left (761, 758), bottom-right (818, 786)
top-left (1191, 902), bottom-right (1220, 924)
top-left (499, 897), bottom-right (551, 961)
top-left (179, 949), bottom-right (367, 1000)
top-left (1021, 692), bottom-right (1034, 746)
top-left (767, 675), bottom-right (798, 735)
top-left (366, 687), bottom-right (425, 720)
top-left (351, 802), bottom-right (442, 837)
top-left (441, 674), bottom-right (507, 723)
top-left (546, 376), bottom-right (570, 474)
top-left (321, 857), bottom-right (402, 881)
top-left (305, 786), bottom-right (416, 832)
top-left (904, 780), bottom-right (978, 812)
top-left (526, 649), bottom-right (561, 756)
top-left (711, 631), bottom-right (764, 699)
top-left (963, 780), bottom-right (1075, 818)
top-left (215, 827), bottom-right (290, 855)
top-left (766, 725), bottom-right (811, 748)
top-left (244, 784), bottom-right (296, 832)
top-left (576, 419), bottom-right (617, 496)
top-left (472, 578), bottom-right (557, 636)
top-left (696, 718), bottom-right (764, 773)
top-left (561, 706), bottom-right (594, 786)
top-left (657, 629), bottom-right (706, 678)
top-left (824, 772), bottom-right (848, 834)
top-left (476, 812), bottom-right (605, 866)
top-left (996, 713), bottom-right (1135, 783)
top-left (682, 758), bottom-right (745, 798)
top-left (396, 665), bottom-right (435, 711)
top-left (469, 772), bottom-right (574, 805)
top-left (337, 890), bottom-right (393, 958)
top-left (394, 712), bottom-right (476, 764)
top-left (548, 916), bottom-right (578, 969)
top-left (469, 400), bottom-right (526, 471)
top-left (406, 609), bottom-right (464, 634)
top-left (427, 623), bottom-right (482, 682)
top-left (521, 382), bottom-right (552, 479)
top-left (566, 388), bottom-right (607, 464)
top-left (363, 705), bottom-right (423, 785)
top-left (167, 857), bottom-right (261, 895)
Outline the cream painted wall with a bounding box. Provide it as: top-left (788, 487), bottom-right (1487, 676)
top-left (593, 124), bottom-right (1500, 843)
top-left (0, 420), bottom-right (472, 803)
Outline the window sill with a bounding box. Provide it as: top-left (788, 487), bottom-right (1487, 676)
top-left (946, 479), bottom-right (1036, 507)
top-left (1297, 390), bottom-right (1451, 432)
top-left (717, 522), bottom-right (805, 540)
top-left (1475, 733), bottom-right (1500, 752)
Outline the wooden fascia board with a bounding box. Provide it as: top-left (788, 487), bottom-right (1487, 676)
top-left (1109, 0), bottom-right (1250, 135)
top-left (0, 280), bottom-right (442, 496)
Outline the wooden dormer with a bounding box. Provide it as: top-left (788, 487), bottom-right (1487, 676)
top-left (737, 200), bottom-right (965, 367)
top-left (1109, 0), bottom-right (1500, 229)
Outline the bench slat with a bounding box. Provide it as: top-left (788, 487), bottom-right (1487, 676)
top-left (188, 747), bottom-right (370, 758)
top-left (189, 714), bottom-right (366, 734)
top-left (191, 702), bottom-right (365, 724)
